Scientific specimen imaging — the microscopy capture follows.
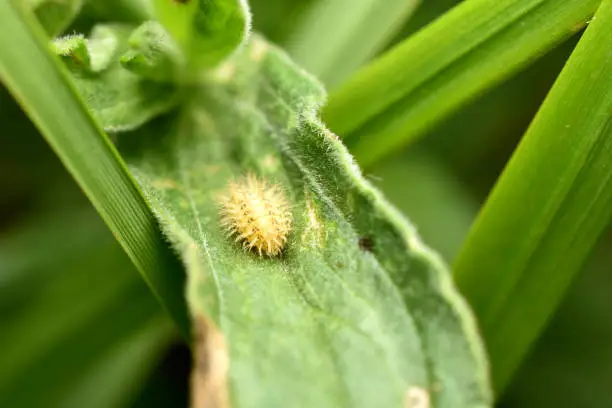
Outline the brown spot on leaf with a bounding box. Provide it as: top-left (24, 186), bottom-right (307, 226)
top-left (358, 236), bottom-right (374, 252)
top-left (191, 315), bottom-right (230, 408)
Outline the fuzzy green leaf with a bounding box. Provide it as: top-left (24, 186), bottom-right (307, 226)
top-left (152, 0), bottom-right (251, 72)
top-left (60, 23), bottom-right (181, 131)
top-left (118, 37), bottom-right (492, 408)
top-left (52, 26), bottom-right (121, 73)
top-left (52, 33), bottom-right (92, 70)
top-left (120, 21), bottom-right (183, 81)
top-left (87, 25), bottom-right (122, 72)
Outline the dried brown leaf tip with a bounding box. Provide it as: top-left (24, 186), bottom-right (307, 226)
top-left (191, 315), bottom-right (230, 408)
top-left (219, 173), bottom-right (292, 257)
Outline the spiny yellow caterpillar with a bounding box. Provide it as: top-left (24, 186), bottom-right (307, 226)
top-left (219, 174), bottom-right (292, 257)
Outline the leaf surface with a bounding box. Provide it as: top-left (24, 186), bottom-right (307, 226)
top-left (119, 37), bottom-right (492, 408)
top-left (55, 24), bottom-right (181, 132)
top-left (153, 0), bottom-right (250, 71)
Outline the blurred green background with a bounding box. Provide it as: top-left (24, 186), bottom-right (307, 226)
top-left (2, 0), bottom-right (611, 406)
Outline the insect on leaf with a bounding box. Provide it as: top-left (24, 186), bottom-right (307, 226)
top-left (117, 36), bottom-right (492, 408)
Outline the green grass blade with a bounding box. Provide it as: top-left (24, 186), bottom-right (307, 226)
top-left (0, 0), bottom-right (189, 338)
top-left (454, 0), bottom-right (612, 392)
top-left (285, 0), bottom-right (420, 87)
top-left (0, 210), bottom-right (174, 407)
top-left (323, 0), bottom-right (600, 167)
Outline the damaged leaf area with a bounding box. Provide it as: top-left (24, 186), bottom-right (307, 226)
top-left (117, 37), bottom-right (492, 408)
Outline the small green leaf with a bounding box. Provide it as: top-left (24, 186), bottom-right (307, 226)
top-left (120, 21), bottom-right (183, 81)
top-left (52, 33), bottom-right (91, 70)
top-left (65, 24), bottom-right (181, 131)
top-left (23, 0), bottom-right (82, 36)
top-left (52, 27), bottom-right (121, 73)
top-left (88, 25), bottom-right (121, 72)
top-left (119, 37), bottom-right (492, 407)
top-left (152, 0), bottom-right (251, 72)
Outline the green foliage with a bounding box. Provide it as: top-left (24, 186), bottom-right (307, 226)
top-left (5, 0), bottom-right (612, 406)
top-left (503, 234), bottom-right (612, 407)
top-left (52, 33), bottom-right (91, 69)
top-left (323, 0), bottom-right (600, 167)
top-left (5, 0), bottom-right (495, 403)
top-left (286, 0), bottom-right (420, 86)
top-left (0, 209), bottom-right (174, 408)
top-left (152, 0), bottom-right (250, 72)
top-left (120, 21), bottom-right (183, 81)
top-left (23, 0), bottom-right (82, 35)
top-left (454, 0), bottom-right (612, 392)
top-left (0, 1), bottom-right (190, 338)
top-left (54, 24), bottom-right (180, 131)
top-left (82, 0), bottom-right (153, 22)
top-left (116, 37), bottom-right (491, 407)
top-left (371, 149), bottom-right (478, 262)
top-left (248, 0), bottom-right (314, 43)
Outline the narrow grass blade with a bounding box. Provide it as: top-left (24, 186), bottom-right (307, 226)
top-left (323, 0), bottom-right (601, 167)
top-left (286, 0), bottom-right (420, 86)
top-left (0, 0), bottom-right (189, 338)
top-left (0, 210), bottom-right (174, 408)
top-left (454, 0), bottom-right (612, 392)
